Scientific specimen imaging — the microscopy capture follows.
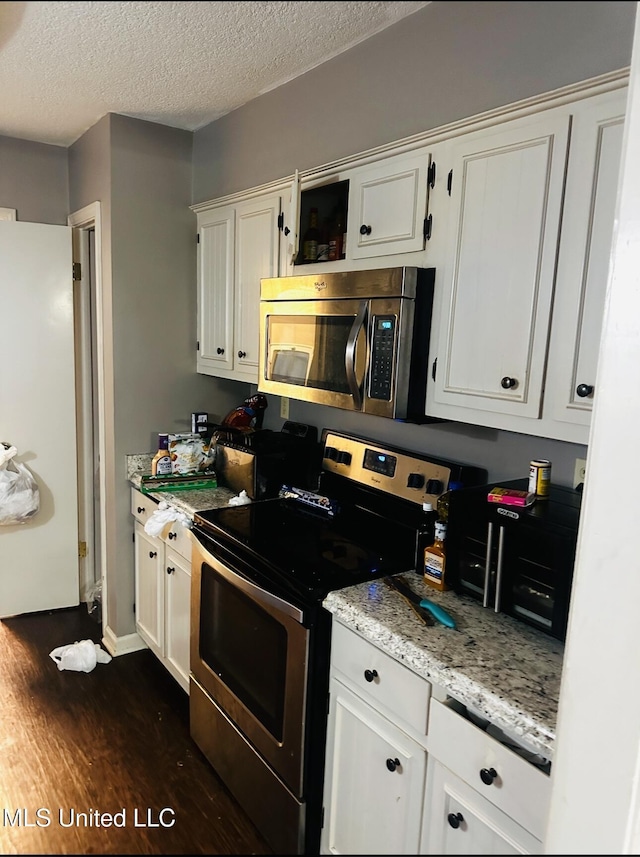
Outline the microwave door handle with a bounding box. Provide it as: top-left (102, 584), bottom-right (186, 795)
top-left (483, 521), bottom-right (493, 608)
top-left (345, 301), bottom-right (368, 410)
top-left (494, 525), bottom-right (506, 613)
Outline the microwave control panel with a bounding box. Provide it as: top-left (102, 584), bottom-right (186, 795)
top-left (369, 315), bottom-right (396, 401)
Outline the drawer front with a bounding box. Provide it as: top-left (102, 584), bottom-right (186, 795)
top-left (131, 487), bottom-right (157, 526)
top-left (331, 620), bottom-right (431, 736)
top-left (428, 698), bottom-right (551, 839)
top-left (165, 521), bottom-right (194, 562)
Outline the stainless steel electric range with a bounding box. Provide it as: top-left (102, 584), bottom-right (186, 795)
top-left (189, 429), bottom-right (486, 855)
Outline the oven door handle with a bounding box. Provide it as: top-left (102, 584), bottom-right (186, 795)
top-left (345, 300), bottom-right (368, 410)
top-left (191, 530), bottom-right (304, 623)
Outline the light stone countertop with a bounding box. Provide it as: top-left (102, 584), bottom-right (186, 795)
top-left (323, 576), bottom-right (564, 760)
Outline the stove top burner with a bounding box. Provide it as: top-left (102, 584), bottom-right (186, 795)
top-left (194, 496), bottom-right (418, 600)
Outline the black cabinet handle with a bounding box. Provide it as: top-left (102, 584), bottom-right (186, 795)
top-left (148, 551), bottom-right (157, 559)
top-left (364, 668), bottom-right (378, 683)
top-left (359, 224), bottom-right (372, 235)
top-left (576, 383), bottom-right (594, 398)
top-left (168, 531), bottom-right (177, 540)
top-left (284, 226), bottom-right (290, 236)
top-left (238, 350), bottom-right (246, 359)
top-left (480, 766), bottom-right (498, 785)
top-left (216, 347), bottom-right (224, 355)
top-left (167, 566), bottom-right (175, 575)
top-left (500, 376), bottom-right (518, 390)
top-left (385, 757), bottom-right (401, 772)
top-left (447, 812), bottom-right (464, 829)
top-left (137, 506), bottom-right (145, 514)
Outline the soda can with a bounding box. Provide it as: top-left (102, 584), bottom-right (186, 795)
top-left (529, 459), bottom-right (551, 498)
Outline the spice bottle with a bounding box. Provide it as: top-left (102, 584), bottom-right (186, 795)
top-left (151, 433), bottom-right (172, 476)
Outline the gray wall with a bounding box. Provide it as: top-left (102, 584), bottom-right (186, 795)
top-left (69, 114), bottom-right (246, 637)
top-left (0, 134), bottom-right (68, 223)
top-left (193, 1), bottom-right (636, 201)
top-left (193, 0), bottom-right (637, 487)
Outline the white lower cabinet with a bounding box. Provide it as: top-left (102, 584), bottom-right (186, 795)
top-left (131, 488), bottom-right (192, 693)
top-left (322, 677), bottom-right (427, 855)
top-left (422, 760), bottom-right (541, 855)
top-left (321, 620), bottom-right (551, 856)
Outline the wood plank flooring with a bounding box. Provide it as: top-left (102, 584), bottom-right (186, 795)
top-left (0, 605), bottom-right (273, 855)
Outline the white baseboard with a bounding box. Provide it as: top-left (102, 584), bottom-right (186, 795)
top-left (101, 624), bottom-right (147, 657)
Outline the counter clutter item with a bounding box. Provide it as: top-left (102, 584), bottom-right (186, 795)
top-left (127, 454), bottom-right (235, 516)
top-left (323, 575), bottom-right (563, 759)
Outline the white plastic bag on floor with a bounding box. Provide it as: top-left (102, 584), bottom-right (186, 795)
top-left (49, 639), bottom-right (112, 673)
top-left (0, 443), bottom-right (40, 525)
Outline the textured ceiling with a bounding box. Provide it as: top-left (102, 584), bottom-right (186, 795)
top-left (0, 1), bottom-right (430, 147)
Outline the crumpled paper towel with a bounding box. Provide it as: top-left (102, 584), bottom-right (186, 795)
top-left (49, 639), bottom-right (112, 673)
top-left (144, 501), bottom-right (192, 537)
top-left (228, 489), bottom-right (252, 506)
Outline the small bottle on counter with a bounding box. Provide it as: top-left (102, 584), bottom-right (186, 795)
top-left (423, 518), bottom-right (449, 591)
top-left (415, 501), bottom-right (437, 575)
top-left (151, 433), bottom-right (172, 476)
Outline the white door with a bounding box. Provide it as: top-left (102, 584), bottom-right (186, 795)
top-left (0, 220), bottom-right (79, 617)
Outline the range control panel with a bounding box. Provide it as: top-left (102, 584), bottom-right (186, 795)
top-left (321, 431), bottom-right (452, 507)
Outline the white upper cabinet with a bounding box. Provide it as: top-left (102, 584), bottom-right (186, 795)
top-left (544, 89), bottom-right (627, 436)
top-left (427, 84), bottom-right (627, 443)
top-left (195, 186), bottom-right (289, 383)
top-left (347, 148), bottom-right (433, 259)
top-left (432, 110), bottom-right (571, 419)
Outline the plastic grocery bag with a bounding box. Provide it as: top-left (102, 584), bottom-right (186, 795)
top-left (144, 500), bottom-right (192, 537)
top-left (49, 639), bottom-right (112, 673)
top-left (0, 443), bottom-right (40, 525)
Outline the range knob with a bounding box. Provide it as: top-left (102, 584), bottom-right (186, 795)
top-left (425, 478), bottom-right (444, 494)
top-left (336, 450), bottom-right (352, 465)
top-left (407, 473), bottom-right (425, 490)
top-left (325, 446), bottom-right (338, 461)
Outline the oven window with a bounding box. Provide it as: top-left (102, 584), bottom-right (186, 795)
top-left (266, 314), bottom-right (356, 392)
top-left (199, 563), bottom-right (287, 741)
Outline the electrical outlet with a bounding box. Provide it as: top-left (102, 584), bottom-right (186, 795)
top-left (280, 397), bottom-right (290, 420)
top-left (573, 458), bottom-right (586, 489)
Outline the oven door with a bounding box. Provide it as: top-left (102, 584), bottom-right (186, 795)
top-left (190, 528), bottom-right (309, 796)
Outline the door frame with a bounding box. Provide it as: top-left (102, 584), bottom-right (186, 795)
top-left (68, 202), bottom-right (108, 630)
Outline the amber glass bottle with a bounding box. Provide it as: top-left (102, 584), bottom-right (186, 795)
top-left (302, 207), bottom-right (320, 262)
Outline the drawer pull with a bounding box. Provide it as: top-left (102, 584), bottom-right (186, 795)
top-left (385, 757), bottom-right (401, 772)
top-left (137, 506), bottom-right (145, 514)
top-left (480, 766), bottom-right (498, 785)
top-left (447, 812), bottom-right (464, 829)
top-left (167, 566), bottom-right (175, 575)
top-left (363, 668), bottom-right (378, 683)
top-left (168, 531), bottom-right (177, 540)
top-left (149, 551), bottom-right (157, 559)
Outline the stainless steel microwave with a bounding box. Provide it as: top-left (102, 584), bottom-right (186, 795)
top-left (258, 266), bottom-right (435, 421)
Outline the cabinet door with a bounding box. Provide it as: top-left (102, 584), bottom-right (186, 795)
top-left (233, 193), bottom-right (282, 382)
top-left (433, 111), bottom-right (570, 418)
top-left (348, 149), bottom-right (432, 259)
top-left (164, 545), bottom-right (191, 693)
top-left (421, 760), bottom-right (542, 855)
top-left (134, 521), bottom-right (164, 659)
top-left (545, 89), bottom-right (627, 433)
top-left (322, 677), bottom-right (426, 855)
top-left (197, 205), bottom-right (235, 376)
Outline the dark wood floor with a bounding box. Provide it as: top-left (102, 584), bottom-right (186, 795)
top-left (0, 605), bottom-right (273, 855)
